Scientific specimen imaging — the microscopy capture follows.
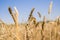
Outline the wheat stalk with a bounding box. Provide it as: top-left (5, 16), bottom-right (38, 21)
top-left (8, 7), bottom-right (20, 40)
top-left (48, 1), bottom-right (53, 40)
top-left (41, 16), bottom-right (46, 40)
top-left (26, 8), bottom-right (36, 40)
top-left (25, 24), bottom-right (29, 40)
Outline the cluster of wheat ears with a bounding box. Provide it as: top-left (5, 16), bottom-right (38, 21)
top-left (0, 1), bottom-right (60, 40)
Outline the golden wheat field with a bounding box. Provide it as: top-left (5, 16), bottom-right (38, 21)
top-left (0, 1), bottom-right (60, 40)
top-left (0, 17), bottom-right (60, 40)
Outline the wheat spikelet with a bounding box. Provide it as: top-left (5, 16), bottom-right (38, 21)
top-left (37, 12), bottom-right (41, 18)
top-left (8, 7), bottom-right (16, 23)
top-left (48, 1), bottom-right (53, 14)
top-left (35, 12), bottom-right (41, 27)
top-left (28, 8), bottom-right (35, 21)
top-left (14, 7), bottom-right (19, 19)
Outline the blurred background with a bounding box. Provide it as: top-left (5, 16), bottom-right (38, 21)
top-left (0, 0), bottom-right (60, 24)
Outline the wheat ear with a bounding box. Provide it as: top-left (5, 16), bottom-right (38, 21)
top-left (48, 1), bottom-right (53, 14)
top-left (37, 12), bottom-right (41, 18)
top-left (28, 8), bottom-right (35, 21)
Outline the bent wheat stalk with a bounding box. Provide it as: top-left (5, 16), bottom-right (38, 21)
top-left (8, 7), bottom-right (20, 40)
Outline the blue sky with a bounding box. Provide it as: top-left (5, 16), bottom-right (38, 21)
top-left (0, 0), bottom-right (60, 23)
